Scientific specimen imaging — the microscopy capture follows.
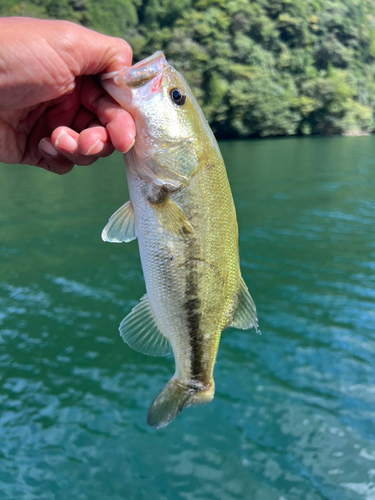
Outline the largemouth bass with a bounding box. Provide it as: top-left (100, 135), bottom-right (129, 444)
top-left (100, 51), bottom-right (258, 428)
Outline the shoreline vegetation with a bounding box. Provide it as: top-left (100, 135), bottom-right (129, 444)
top-left (2, 0), bottom-right (375, 139)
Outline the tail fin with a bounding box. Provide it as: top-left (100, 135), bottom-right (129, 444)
top-left (147, 378), bottom-right (215, 429)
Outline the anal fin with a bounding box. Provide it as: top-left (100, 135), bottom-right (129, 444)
top-left (102, 200), bottom-right (137, 243)
top-left (119, 294), bottom-right (170, 356)
top-left (229, 276), bottom-right (259, 332)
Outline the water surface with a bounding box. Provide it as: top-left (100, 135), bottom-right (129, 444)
top-left (1, 136), bottom-right (375, 499)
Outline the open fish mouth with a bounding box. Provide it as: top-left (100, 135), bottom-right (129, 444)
top-left (100, 51), bottom-right (169, 110)
top-left (125, 51), bottom-right (168, 87)
top-left (101, 51), bottom-right (168, 89)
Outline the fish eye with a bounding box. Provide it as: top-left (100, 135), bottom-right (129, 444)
top-left (170, 88), bottom-right (187, 106)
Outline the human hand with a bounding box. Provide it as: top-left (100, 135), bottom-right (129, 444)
top-left (0, 17), bottom-right (136, 174)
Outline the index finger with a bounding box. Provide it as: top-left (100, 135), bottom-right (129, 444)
top-left (81, 76), bottom-right (136, 153)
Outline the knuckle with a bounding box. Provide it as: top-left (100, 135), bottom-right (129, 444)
top-left (111, 37), bottom-right (133, 65)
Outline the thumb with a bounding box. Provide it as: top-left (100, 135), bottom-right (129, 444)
top-left (50, 21), bottom-right (133, 76)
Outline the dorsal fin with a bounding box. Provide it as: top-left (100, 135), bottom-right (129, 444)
top-left (119, 294), bottom-right (171, 356)
top-left (101, 200), bottom-right (137, 243)
top-left (229, 277), bottom-right (259, 332)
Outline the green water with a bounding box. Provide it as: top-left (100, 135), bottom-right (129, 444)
top-left (1, 136), bottom-right (375, 500)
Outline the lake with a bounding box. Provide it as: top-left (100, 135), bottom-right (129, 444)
top-left (1, 136), bottom-right (375, 500)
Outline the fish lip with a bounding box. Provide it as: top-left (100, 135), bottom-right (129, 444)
top-left (100, 51), bottom-right (168, 89)
top-left (131, 50), bottom-right (166, 70)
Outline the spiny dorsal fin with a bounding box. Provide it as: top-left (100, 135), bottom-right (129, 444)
top-left (119, 294), bottom-right (171, 356)
top-left (101, 200), bottom-right (137, 243)
top-left (229, 276), bottom-right (259, 332)
top-left (150, 195), bottom-right (194, 239)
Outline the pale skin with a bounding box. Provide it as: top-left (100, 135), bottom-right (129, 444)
top-left (0, 17), bottom-right (136, 174)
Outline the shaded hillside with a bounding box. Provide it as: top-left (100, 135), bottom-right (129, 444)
top-left (3, 0), bottom-right (375, 138)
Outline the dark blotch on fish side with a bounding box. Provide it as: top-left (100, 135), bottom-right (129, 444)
top-left (184, 261), bottom-right (203, 381)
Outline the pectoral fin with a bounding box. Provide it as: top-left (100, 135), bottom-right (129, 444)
top-left (153, 143), bottom-right (199, 184)
top-left (101, 200), bottom-right (137, 243)
top-left (150, 195), bottom-right (194, 238)
top-left (119, 294), bottom-right (170, 356)
top-left (229, 277), bottom-right (259, 332)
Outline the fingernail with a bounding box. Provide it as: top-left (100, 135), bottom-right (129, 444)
top-left (39, 138), bottom-right (59, 157)
top-left (122, 137), bottom-right (135, 154)
top-left (85, 139), bottom-right (104, 156)
top-left (55, 131), bottom-right (77, 153)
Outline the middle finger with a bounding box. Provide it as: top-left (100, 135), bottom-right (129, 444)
top-left (50, 126), bottom-right (114, 165)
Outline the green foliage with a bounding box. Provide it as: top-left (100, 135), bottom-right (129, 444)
top-left (2, 0), bottom-right (375, 137)
top-left (227, 74), bottom-right (300, 137)
top-left (86, 0), bottom-right (139, 36)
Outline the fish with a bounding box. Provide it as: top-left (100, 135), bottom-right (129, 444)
top-left (100, 51), bottom-right (259, 429)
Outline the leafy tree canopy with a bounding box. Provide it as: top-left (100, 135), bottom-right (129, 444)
top-left (2, 0), bottom-right (375, 137)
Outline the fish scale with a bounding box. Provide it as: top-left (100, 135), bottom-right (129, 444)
top-left (100, 51), bottom-right (258, 428)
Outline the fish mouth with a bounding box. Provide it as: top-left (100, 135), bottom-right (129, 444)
top-left (125, 51), bottom-right (168, 88)
top-left (101, 51), bottom-right (168, 91)
top-left (100, 51), bottom-right (168, 110)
